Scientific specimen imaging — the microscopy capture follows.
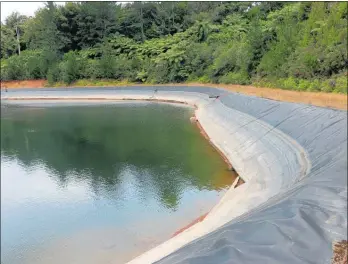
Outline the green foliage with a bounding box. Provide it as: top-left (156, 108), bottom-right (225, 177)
top-left (97, 43), bottom-right (117, 79)
top-left (1, 12), bottom-right (28, 59)
top-left (60, 51), bottom-right (81, 84)
top-left (280, 77), bottom-right (298, 90)
top-left (186, 43), bottom-right (214, 80)
top-left (307, 79), bottom-right (321, 92)
top-left (24, 50), bottom-right (45, 79)
top-left (210, 42), bottom-right (251, 82)
top-left (47, 64), bottom-right (61, 85)
top-left (1, 50), bottom-right (45, 80)
top-left (80, 59), bottom-right (100, 79)
top-left (334, 75), bottom-right (348, 94)
top-left (297, 79), bottom-right (311, 91)
top-left (1, 23), bottom-right (17, 59)
top-left (2, 54), bottom-right (26, 80)
top-left (219, 71), bottom-right (251, 85)
top-left (1, 2), bottom-right (347, 93)
top-left (253, 75), bottom-right (348, 94)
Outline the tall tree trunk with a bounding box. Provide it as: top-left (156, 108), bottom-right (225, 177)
top-left (140, 6), bottom-right (145, 42)
top-left (171, 3), bottom-right (174, 29)
top-left (16, 25), bottom-right (20, 55)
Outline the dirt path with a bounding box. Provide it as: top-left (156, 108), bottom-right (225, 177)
top-left (1, 80), bottom-right (347, 110)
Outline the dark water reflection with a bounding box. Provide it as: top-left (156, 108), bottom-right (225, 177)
top-left (1, 102), bottom-right (235, 264)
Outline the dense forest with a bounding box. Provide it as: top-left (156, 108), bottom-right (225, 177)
top-left (1, 2), bottom-right (347, 93)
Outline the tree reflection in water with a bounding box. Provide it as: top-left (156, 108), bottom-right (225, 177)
top-left (1, 103), bottom-right (234, 210)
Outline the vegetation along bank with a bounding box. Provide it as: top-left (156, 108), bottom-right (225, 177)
top-left (1, 2), bottom-right (347, 93)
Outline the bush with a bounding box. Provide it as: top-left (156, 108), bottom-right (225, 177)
top-left (98, 55), bottom-right (116, 79)
top-left (47, 64), bottom-right (61, 85)
top-left (307, 79), bottom-right (321, 92)
top-left (212, 42), bottom-right (251, 79)
top-left (196, 75), bottom-right (211, 83)
top-left (4, 55), bottom-right (26, 80)
top-left (61, 51), bottom-right (81, 84)
top-left (297, 79), bottom-right (311, 91)
top-left (147, 60), bottom-right (170, 83)
top-left (39, 50), bottom-right (60, 77)
top-left (1, 59), bottom-right (8, 81)
top-left (251, 78), bottom-right (277, 88)
top-left (80, 59), bottom-right (100, 79)
top-left (333, 75), bottom-right (348, 94)
top-left (279, 77), bottom-right (298, 90)
top-left (186, 43), bottom-right (215, 79)
top-left (25, 50), bottom-right (48, 79)
top-left (113, 55), bottom-right (140, 81)
top-left (320, 79), bottom-right (335, 93)
top-left (219, 71), bottom-right (251, 85)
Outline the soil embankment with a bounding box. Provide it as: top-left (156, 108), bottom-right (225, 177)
top-left (1, 80), bottom-right (347, 110)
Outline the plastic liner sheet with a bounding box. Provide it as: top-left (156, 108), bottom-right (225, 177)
top-left (152, 87), bottom-right (347, 264)
top-left (1, 86), bottom-right (347, 264)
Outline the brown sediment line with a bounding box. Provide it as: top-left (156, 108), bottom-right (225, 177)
top-left (195, 118), bottom-right (232, 169)
top-left (193, 114), bottom-right (243, 186)
top-left (171, 115), bottom-right (245, 238)
top-left (171, 178), bottom-right (244, 238)
top-left (235, 176), bottom-right (245, 187)
top-left (171, 212), bottom-right (209, 238)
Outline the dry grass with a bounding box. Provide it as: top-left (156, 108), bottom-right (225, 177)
top-left (1, 80), bottom-right (347, 110)
top-left (163, 82), bottom-right (348, 111)
top-left (332, 240), bottom-right (347, 264)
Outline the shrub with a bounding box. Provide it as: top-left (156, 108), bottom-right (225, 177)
top-left (61, 51), bottom-right (81, 84)
top-left (252, 78), bottom-right (277, 88)
top-left (4, 55), bottom-right (26, 80)
top-left (80, 59), bottom-right (100, 79)
top-left (147, 60), bottom-right (169, 83)
top-left (297, 79), bottom-right (311, 91)
top-left (136, 70), bottom-right (148, 83)
top-left (1, 59), bottom-right (9, 81)
top-left (333, 75), bottom-right (348, 94)
top-left (219, 71), bottom-right (251, 85)
top-left (280, 77), bottom-right (298, 90)
top-left (307, 79), bottom-right (321, 92)
top-left (212, 42), bottom-right (251, 79)
top-left (47, 64), bottom-right (61, 85)
top-left (26, 56), bottom-right (44, 79)
top-left (197, 75), bottom-right (210, 83)
top-left (186, 43), bottom-right (215, 79)
top-left (320, 79), bottom-right (335, 93)
top-left (98, 55), bottom-right (116, 79)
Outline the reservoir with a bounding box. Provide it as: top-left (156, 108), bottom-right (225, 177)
top-left (1, 102), bottom-right (236, 264)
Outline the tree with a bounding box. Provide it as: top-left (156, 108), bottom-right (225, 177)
top-left (75, 2), bottom-right (119, 48)
top-left (1, 23), bottom-right (17, 59)
top-left (4, 12), bottom-right (28, 55)
top-left (1, 1), bottom-right (347, 93)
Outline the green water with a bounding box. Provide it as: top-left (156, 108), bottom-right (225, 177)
top-left (1, 102), bottom-right (235, 264)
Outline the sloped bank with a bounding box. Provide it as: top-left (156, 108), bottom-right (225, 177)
top-left (1, 86), bottom-right (347, 264)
